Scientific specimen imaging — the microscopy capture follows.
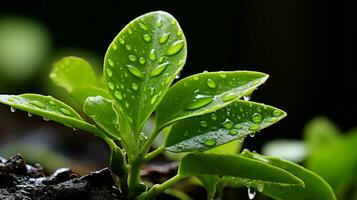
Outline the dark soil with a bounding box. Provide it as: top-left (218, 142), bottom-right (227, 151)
top-left (0, 154), bottom-right (120, 200)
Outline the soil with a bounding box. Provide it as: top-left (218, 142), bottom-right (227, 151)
top-left (0, 154), bottom-right (120, 200)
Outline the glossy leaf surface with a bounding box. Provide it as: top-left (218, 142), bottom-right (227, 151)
top-left (165, 100), bottom-right (286, 152)
top-left (104, 11), bottom-right (187, 134)
top-left (156, 71), bottom-right (268, 129)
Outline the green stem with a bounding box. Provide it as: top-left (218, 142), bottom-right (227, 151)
top-left (141, 127), bottom-right (162, 156)
top-left (143, 146), bottom-right (165, 163)
top-left (137, 175), bottom-right (183, 200)
top-left (128, 159), bottom-right (142, 198)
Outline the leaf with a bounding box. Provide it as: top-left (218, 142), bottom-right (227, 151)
top-left (104, 11), bottom-right (187, 134)
top-left (179, 153), bottom-right (303, 186)
top-left (0, 94), bottom-right (104, 137)
top-left (83, 96), bottom-right (136, 154)
top-left (241, 150), bottom-right (336, 200)
top-left (196, 175), bottom-right (220, 200)
top-left (50, 56), bottom-right (109, 105)
top-left (261, 139), bottom-right (307, 163)
top-left (165, 100), bottom-right (286, 152)
top-left (156, 71), bottom-right (269, 129)
top-left (206, 140), bottom-right (241, 155)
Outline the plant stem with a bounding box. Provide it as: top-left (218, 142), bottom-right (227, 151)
top-left (143, 146), bottom-right (165, 162)
top-left (141, 128), bottom-right (162, 156)
top-left (128, 159), bottom-right (142, 198)
top-left (137, 175), bottom-right (183, 200)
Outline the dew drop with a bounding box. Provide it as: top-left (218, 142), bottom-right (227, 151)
top-left (257, 181), bottom-right (264, 192)
top-left (193, 76), bottom-right (199, 81)
top-left (211, 113), bottom-right (217, 120)
top-left (247, 187), bottom-right (256, 199)
top-left (169, 19), bottom-right (176, 25)
top-left (249, 124), bottom-right (260, 131)
top-left (107, 82), bottom-right (115, 90)
top-left (268, 117), bottom-right (278, 123)
top-left (143, 34), bottom-right (152, 42)
top-left (150, 62), bottom-right (170, 78)
top-left (273, 110), bottom-right (283, 117)
top-left (114, 91), bottom-right (123, 100)
top-left (159, 56), bottom-right (165, 63)
top-left (166, 40), bottom-right (185, 56)
top-left (219, 73), bottom-right (227, 78)
top-left (49, 100), bottom-right (55, 105)
top-left (249, 133), bottom-right (255, 137)
top-left (222, 119), bottom-right (234, 129)
top-left (128, 55), bottom-right (137, 62)
top-left (229, 129), bottom-right (238, 135)
top-left (59, 108), bottom-right (72, 116)
top-left (251, 113), bottom-right (263, 124)
top-left (206, 78), bottom-right (216, 89)
top-left (119, 38), bottom-right (125, 45)
top-left (43, 117), bottom-right (50, 121)
top-left (10, 107), bottom-right (16, 112)
top-left (151, 94), bottom-right (159, 105)
top-left (222, 93), bottom-right (238, 102)
top-left (138, 22), bottom-right (148, 31)
top-left (149, 87), bottom-right (155, 96)
top-left (131, 83), bottom-right (139, 91)
top-left (159, 33), bottom-right (170, 44)
top-left (199, 121), bottom-right (208, 127)
top-left (149, 49), bottom-right (157, 61)
top-left (186, 96), bottom-right (213, 110)
top-left (125, 44), bottom-right (132, 51)
top-left (126, 65), bottom-right (144, 79)
top-left (30, 101), bottom-right (45, 109)
top-left (156, 20), bottom-right (163, 27)
top-left (243, 95), bottom-right (251, 101)
top-left (27, 113), bottom-right (32, 117)
top-left (107, 59), bottom-right (114, 67)
top-left (203, 138), bottom-right (216, 147)
top-left (139, 57), bottom-right (146, 64)
top-left (106, 68), bottom-right (113, 77)
top-left (128, 28), bottom-right (133, 34)
top-left (125, 102), bottom-right (129, 108)
top-left (234, 124), bottom-right (242, 130)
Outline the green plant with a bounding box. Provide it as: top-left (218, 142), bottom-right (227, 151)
top-left (0, 11), bottom-right (336, 200)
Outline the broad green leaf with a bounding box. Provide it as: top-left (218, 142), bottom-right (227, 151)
top-left (179, 153), bottom-right (303, 186)
top-left (50, 56), bottom-right (109, 105)
top-left (262, 139), bottom-right (307, 163)
top-left (156, 71), bottom-right (269, 129)
top-left (104, 11), bottom-right (187, 134)
top-left (165, 100), bottom-right (286, 152)
top-left (241, 150), bottom-right (336, 200)
top-left (0, 94), bottom-right (104, 137)
top-left (83, 96), bottom-right (136, 154)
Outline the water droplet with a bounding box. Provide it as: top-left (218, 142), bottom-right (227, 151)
top-left (143, 34), bottom-right (152, 42)
top-left (106, 68), bottom-right (113, 77)
top-left (251, 113), bottom-right (263, 124)
top-left (206, 78), bottom-right (216, 89)
top-left (203, 138), bottom-right (216, 147)
top-left (138, 22), bottom-right (148, 31)
top-left (149, 87), bottom-right (155, 96)
top-left (247, 187), bottom-right (256, 199)
top-left (151, 95), bottom-right (159, 105)
top-left (193, 76), bottom-right (199, 81)
top-left (175, 75), bottom-right (180, 79)
top-left (249, 124), bottom-right (260, 131)
top-left (72, 127), bottom-right (77, 131)
top-left (131, 83), bottom-right (139, 91)
top-left (222, 119), bottom-right (234, 129)
top-left (149, 49), bottom-right (157, 61)
top-left (43, 117), bottom-right (50, 121)
top-left (128, 55), bottom-right (137, 62)
top-left (211, 113), bottom-right (217, 120)
top-left (166, 40), bottom-right (185, 56)
top-left (177, 30), bottom-right (182, 36)
top-left (273, 110), bottom-right (283, 117)
top-left (268, 117), bottom-right (278, 123)
top-left (159, 56), bottom-right (165, 63)
top-left (222, 93), bottom-right (238, 102)
top-left (243, 95), bottom-right (251, 101)
top-left (234, 124), bottom-right (242, 129)
top-left (229, 129), bottom-right (238, 135)
top-left (249, 133), bottom-right (255, 137)
top-left (156, 20), bottom-right (163, 27)
top-left (112, 43), bottom-right (117, 50)
top-left (199, 121), bottom-right (208, 127)
top-left (169, 19), bottom-right (176, 25)
top-left (125, 44), bottom-right (132, 51)
top-left (139, 57), bottom-right (146, 64)
top-left (114, 91), bottom-right (123, 100)
top-left (125, 102), bottom-right (129, 108)
top-left (119, 38), bottom-right (125, 45)
top-left (30, 101), bottom-right (45, 109)
top-left (128, 28), bottom-right (133, 34)
top-left (10, 107), bottom-right (16, 112)
top-left (150, 62), bottom-right (170, 77)
top-left (159, 33), bottom-right (170, 44)
top-left (59, 108), bottom-right (72, 116)
top-left (257, 181), bottom-right (264, 192)
top-left (186, 96), bottom-right (213, 110)
top-left (126, 65), bottom-right (144, 79)
top-left (219, 73), bottom-right (227, 78)
top-left (107, 59), bottom-right (114, 67)
top-left (107, 82), bottom-right (115, 90)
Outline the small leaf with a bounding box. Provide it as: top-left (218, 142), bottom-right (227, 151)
top-left (262, 139), bottom-right (307, 163)
top-left (156, 71), bottom-right (268, 129)
top-left (50, 56), bottom-right (109, 106)
top-left (179, 153), bottom-right (303, 186)
top-left (104, 11), bottom-right (187, 134)
top-left (0, 94), bottom-right (103, 137)
top-left (165, 100), bottom-right (286, 152)
top-left (241, 150), bottom-right (336, 200)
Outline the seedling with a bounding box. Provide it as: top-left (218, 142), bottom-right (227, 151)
top-left (0, 11), bottom-right (336, 200)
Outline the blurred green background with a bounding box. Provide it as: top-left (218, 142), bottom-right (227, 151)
top-left (0, 0), bottom-right (355, 199)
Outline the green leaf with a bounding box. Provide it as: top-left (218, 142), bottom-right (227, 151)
top-left (104, 11), bottom-right (187, 134)
top-left (50, 56), bottom-right (109, 105)
top-left (0, 94), bottom-right (103, 137)
top-left (262, 139), bottom-right (307, 163)
top-left (156, 71), bottom-right (269, 129)
top-left (165, 100), bottom-right (286, 152)
top-left (241, 150), bottom-right (336, 200)
top-left (179, 153), bottom-right (303, 186)
top-left (197, 175), bottom-right (220, 200)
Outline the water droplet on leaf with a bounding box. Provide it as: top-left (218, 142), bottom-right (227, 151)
top-left (149, 49), bottom-right (157, 61)
top-left (166, 40), bottom-right (185, 56)
top-left (107, 82), bottom-right (115, 90)
top-left (159, 33), bottom-right (170, 44)
top-left (249, 124), bottom-right (260, 131)
top-left (10, 107), bottom-right (16, 112)
top-left (222, 119), bottom-right (234, 129)
top-left (222, 93), bottom-right (238, 102)
top-left (150, 62), bottom-right (169, 77)
top-left (126, 65), bottom-right (144, 79)
top-left (106, 69), bottom-right (113, 77)
top-left (247, 187), bottom-right (256, 199)
top-left (203, 138), bottom-right (216, 147)
top-left (59, 108), bottom-right (72, 116)
top-left (139, 57), bottom-right (146, 64)
top-left (186, 96), bottom-right (213, 110)
top-left (131, 83), bottom-right (139, 91)
top-left (199, 121), bottom-right (208, 127)
top-left (251, 113), bottom-right (263, 124)
top-left (138, 22), bottom-right (148, 31)
top-left (143, 34), bottom-right (152, 42)
top-left (151, 95), bottom-right (159, 105)
top-left (206, 78), bottom-right (216, 89)
top-left (273, 110), bottom-right (283, 117)
top-left (107, 59), bottom-right (114, 67)
top-left (128, 55), bottom-right (137, 62)
top-left (114, 91), bottom-right (123, 100)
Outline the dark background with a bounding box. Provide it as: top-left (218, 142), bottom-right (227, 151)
top-left (0, 0), bottom-right (355, 165)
